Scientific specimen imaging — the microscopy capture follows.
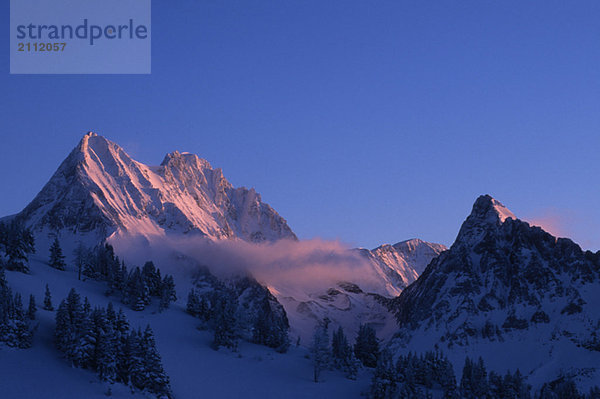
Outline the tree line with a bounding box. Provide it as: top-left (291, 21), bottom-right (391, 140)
top-left (370, 350), bottom-right (600, 399)
top-left (68, 242), bottom-right (177, 312)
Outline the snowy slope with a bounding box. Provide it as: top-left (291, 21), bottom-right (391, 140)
top-left (17, 132), bottom-right (296, 243)
top-left (0, 245), bottom-right (373, 399)
top-left (389, 195), bottom-right (600, 390)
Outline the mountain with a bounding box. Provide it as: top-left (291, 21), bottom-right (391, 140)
top-left (358, 239), bottom-right (446, 296)
top-left (16, 132), bottom-right (296, 243)
top-left (389, 195), bottom-right (600, 388)
top-left (12, 132), bottom-right (445, 343)
top-left (274, 239), bottom-right (445, 342)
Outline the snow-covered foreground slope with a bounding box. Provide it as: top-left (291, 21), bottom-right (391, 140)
top-left (18, 132), bottom-right (296, 243)
top-left (1, 250), bottom-right (373, 398)
top-left (388, 195), bottom-right (600, 390)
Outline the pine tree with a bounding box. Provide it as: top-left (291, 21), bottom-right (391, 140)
top-left (370, 349), bottom-right (397, 399)
top-left (48, 237), bottom-right (66, 271)
top-left (2, 221), bottom-right (35, 273)
top-left (97, 319), bottom-right (117, 382)
top-left (354, 324), bottom-right (379, 368)
top-left (141, 325), bottom-right (172, 398)
top-left (142, 261), bottom-right (161, 297)
top-left (331, 326), bottom-right (358, 379)
top-left (27, 294), bottom-right (36, 320)
top-left (43, 284), bottom-right (54, 311)
top-left (186, 289), bottom-right (201, 316)
top-left (211, 293), bottom-right (238, 350)
top-left (332, 326), bottom-right (350, 362)
top-left (160, 275), bottom-right (176, 306)
top-left (73, 242), bottom-right (88, 281)
top-left (460, 356), bottom-right (489, 399)
top-left (311, 318), bottom-right (330, 382)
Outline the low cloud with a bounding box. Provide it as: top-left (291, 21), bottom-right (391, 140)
top-left (110, 235), bottom-right (381, 299)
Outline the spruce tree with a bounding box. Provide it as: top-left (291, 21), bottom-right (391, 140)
top-left (211, 293), bottom-right (238, 350)
top-left (141, 325), bottom-right (172, 398)
top-left (354, 324), bottom-right (379, 368)
top-left (49, 237), bottom-right (66, 271)
top-left (3, 221), bottom-right (35, 273)
top-left (370, 349), bottom-right (397, 398)
top-left (27, 294), bottom-right (36, 320)
top-left (186, 289), bottom-right (201, 316)
top-left (311, 318), bottom-right (330, 382)
top-left (43, 284), bottom-right (54, 311)
top-left (97, 320), bottom-right (117, 382)
top-left (73, 242), bottom-right (88, 281)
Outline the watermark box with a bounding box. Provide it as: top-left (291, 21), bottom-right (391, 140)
top-left (10, 0), bottom-right (151, 74)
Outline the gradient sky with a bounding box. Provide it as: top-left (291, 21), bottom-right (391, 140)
top-left (1, 1), bottom-right (599, 250)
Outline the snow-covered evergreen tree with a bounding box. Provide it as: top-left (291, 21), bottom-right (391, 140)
top-left (370, 349), bottom-right (397, 398)
top-left (73, 242), bottom-right (89, 281)
top-left (354, 324), bottom-right (379, 368)
top-left (141, 325), bottom-right (173, 398)
top-left (48, 237), bottom-right (66, 271)
top-left (27, 294), bottom-right (36, 320)
top-left (460, 357), bottom-right (489, 399)
top-left (311, 318), bottom-right (330, 382)
top-left (331, 326), bottom-right (359, 379)
top-left (211, 292), bottom-right (238, 350)
top-left (0, 221), bottom-right (35, 273)
top-left (186, 289), bottom-right (201, 316)
top-left (43, 284), bottom-right (53, 311)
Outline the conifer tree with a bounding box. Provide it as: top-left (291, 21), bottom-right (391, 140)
top-left (49, 237), bottom-right (66, 271)
top-left (43, 284), bottom-right (54, 311)
top-left (370, 349), bottom-right (397, 398)
top-left (97, 320), bottom-right (117, 382)
top-left (211, 293), bottom-right (238, 350)
top-left (354, 324), bottom-right (379, 368)
top-left (2, 221), bottom-right (35, 273)
top-left (73, 242), bottom-right (88, 281)
top-left (141, 325), bottom-right (172, 398)
top-left (330, 326), bottom-right (359, 379)
top-left (311, 318), bottom-right (330, 382)
top-left (27, 294), bottom-right (36, 320)
top-left (186, 289), bottom-right (201, 316)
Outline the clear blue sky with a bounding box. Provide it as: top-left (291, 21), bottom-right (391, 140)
top-left (1, 1), bottom-right (599, 250)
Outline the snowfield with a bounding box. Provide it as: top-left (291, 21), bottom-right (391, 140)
top-left (1, 249), bottom-right (373, 398)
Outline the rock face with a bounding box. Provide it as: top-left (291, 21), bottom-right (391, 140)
top-left (17, 132), bottom-right (296, 243)
top-left (390, 195), bottom-right (600, 388)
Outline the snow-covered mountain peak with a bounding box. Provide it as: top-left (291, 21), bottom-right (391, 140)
top-left (17, 133), bottom-right (296, 243)
top-left (471, 194), bottom-right (516, 223)
top-left (358, 238), bottom-right (446, 295)
top-left (390, 194), bottom-right (600, 388)
top-left (453, 195), bottom-right (516, 247)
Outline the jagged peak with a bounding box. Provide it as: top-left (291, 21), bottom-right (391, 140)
top-left (372, 238), bottom-right (446, 252)
top-left (161, 150), bottom-right (213, 170)
top-left (470, 194), bottom-right (516, 223)
top-left (393, 238), bottom-right (447, 252)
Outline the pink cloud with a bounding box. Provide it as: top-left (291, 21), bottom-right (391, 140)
top-left (526, 209), bottom-right (569, 238)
